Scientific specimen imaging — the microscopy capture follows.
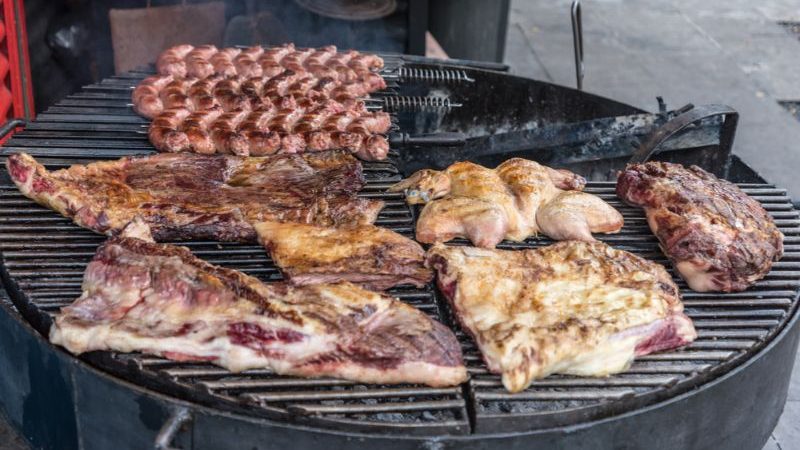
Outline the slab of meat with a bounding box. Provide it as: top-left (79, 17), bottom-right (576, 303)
top-left (255, 222), bottom-right (433, 291)
top-left (426, 241), bottom-right (697, 393)
top-left (389, 158), bottom-right (624, 248)
top-left (132, 70), bottom-right (386, 119)
top-left (156, 44), bottom-right (384, 80)
top-left (149, 100), bottom-right (391, 161)
top-left (617, 162), bottom-right (784, 292)
top-left (7, 151), bottom-right (383, 242)
top-left (49, 220), bottom-right (467, 387)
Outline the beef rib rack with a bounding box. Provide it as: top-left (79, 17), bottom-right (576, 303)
top-left (7, 151), bottom-right (383, 242)
top-left (50, 219), bottom-right (467, 387)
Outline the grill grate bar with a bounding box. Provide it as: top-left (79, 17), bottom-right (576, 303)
top-left (475, 389), bottom-right (636, 401)
top-left (286, 400), bottom-right (465, 415)
top-left (471, 375), bottom-right (679, 388)
top-left (242, 387), bottom-right (461, 402)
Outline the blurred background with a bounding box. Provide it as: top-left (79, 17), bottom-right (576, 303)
top-left (26, 0), bottom-right (510, 113)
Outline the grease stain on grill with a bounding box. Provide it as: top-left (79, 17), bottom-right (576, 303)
top-left (0, 70), bottom-right (798, 437)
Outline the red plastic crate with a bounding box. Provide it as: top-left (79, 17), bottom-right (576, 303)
top-left (0, 0), bottom-right (33, 143)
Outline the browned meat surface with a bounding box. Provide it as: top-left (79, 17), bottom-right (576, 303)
top-left (50, 220), bottom-right (467, 387)
top-left (389, 159), bottom-right (623, 248)
top-left (156, 43), bottom-right (384, 80)
top-left (426, 241), bottom-right (696, 393)
top-left (617, 162), bottom-right (783, 292)
top-left (7, 151), bottom-right (383, 242)
top-left (131, 70), bottom-right (385, 119)
top-left (255, 222), bottom-right (433, 291)
top-left (148, 101), bottom-right (390, 160)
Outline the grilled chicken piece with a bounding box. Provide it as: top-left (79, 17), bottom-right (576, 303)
top-left (7, 151), bottom-right (383, 242)
top-left (426, 242), bottom-right (697, 393)
top-left (389, 159), bottom-right (623, 248)
top-left (617, 162), bottom-right (784, 292)
top-left (50, 220), bottom-right (467, 387)
top-left (255, 222), bottom-right (433, 291)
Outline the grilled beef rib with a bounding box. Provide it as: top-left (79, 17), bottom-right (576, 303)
top-left (7, 151), bottom-right (383, 242)
top-left (389, 158), bottom-right (623, 248)
top-left (426, 242), bottom-right (696, 393)
top-left (255, 222), bottom-right (433, 290)
top-left (617, 162), bottom-right (783, 292)
top-left (49, 219), bottom-right (467, 387)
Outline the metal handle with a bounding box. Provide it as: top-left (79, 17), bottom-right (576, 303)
top-left (571, 0), bottom-right (584, 90)
top-left (628, 104), bottom-right (739, 164)
top-left (0, 119), bottom-right (25, 140)
top-left (155, 407), bottom-right (192, 450)
top-left (389, 132), bottom-right (466, 147)
top-left (397, 54), bottom-right (510, 72)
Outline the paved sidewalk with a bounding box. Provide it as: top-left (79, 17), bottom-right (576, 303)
top-left (505, 0), bottom-right (800, 201)
top-left (504, 1), bottom-right (800, 448)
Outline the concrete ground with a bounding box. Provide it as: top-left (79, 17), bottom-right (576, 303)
top-left (504, 1), bottom-right (800, 448)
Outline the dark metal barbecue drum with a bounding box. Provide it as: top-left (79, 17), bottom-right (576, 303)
top-left (0, 54), bottom-right (797, 450)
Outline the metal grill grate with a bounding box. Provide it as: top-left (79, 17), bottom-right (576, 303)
top-left (0, 71), bottom-right (798, 437)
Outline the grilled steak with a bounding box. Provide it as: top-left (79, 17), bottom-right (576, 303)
top-left (255, 222), bottom-right (433, 290)
top-left (617, 162), bottom-right (784, 292)
top-left (389, 158), bottom-right (623, 248)
top-left (426, 242), bottom-right (696, 393)
top-left (7, 151), bottom-right (383, 242)
top-left (50, 220), bottom-right (467, 387)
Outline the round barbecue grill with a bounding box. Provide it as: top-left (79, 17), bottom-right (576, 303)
top-left (0, 54), bottom-right (798, 450)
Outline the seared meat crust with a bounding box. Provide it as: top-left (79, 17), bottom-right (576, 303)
top-left (255, 222), bottom-right (433, 290)
top-left (617, 162), bottom-right (783, 292)
top-left (389, 159), bottom-right (623, 248)
top-left (7, 151), bottom-right (383, 242)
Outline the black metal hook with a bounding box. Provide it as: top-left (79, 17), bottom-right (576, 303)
top-left (628, 104), bottom-right (739, 164)
top-left (0, 119), bottom-right (26, 140)
top-left (571, 0), bottom-right (584, 90)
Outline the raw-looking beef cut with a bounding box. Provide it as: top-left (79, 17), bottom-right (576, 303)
top-left (255, 221), bottom-right (433, 291)
top-left (426, 241), bottom-right (696, 393)
top-left (7, 151), bottom-right (383, 242)
top-left (49, 220), bottom-right (467, 387)
top-left (617, 162), bottom-right (783, 292)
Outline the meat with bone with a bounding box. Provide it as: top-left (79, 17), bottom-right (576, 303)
top-left (149, 101), bottom-right (391, 159)
top-left (617, 162), bottom-right (783, 292)
top-left (255, 222), bottom-right (433, 291)
top-left (7, 151), bottom-right (383, 242)
top-left (426, 241), bottom-right (697, 393)
top-left (50, 219), bottom-right (467, 387)
top-left (389, 158), bottom-right (623, 248)
top-left (156, 43), bottom-right (384, 80)
top-left (132, 69), bottom-right (385, 119)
